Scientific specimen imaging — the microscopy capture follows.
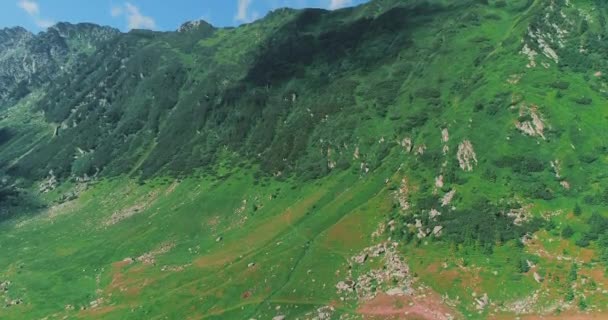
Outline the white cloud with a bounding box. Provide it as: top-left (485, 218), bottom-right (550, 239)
top-left (110, 6), bottom-right (123, 17)
top-left (111, 2), bottom-right (156, 30)
top-left (329, 0), bottom-right (352, 10)
top-left (235, 0), bottom-right (259, 23)
top-left (16, 0), bottom-right (54, 29)
top-left (17, 0), bottom-right (38, 15)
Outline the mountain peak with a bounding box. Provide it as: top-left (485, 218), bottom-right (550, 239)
top-left (177, 20), bottom-right (215, 33)
top-left (0, 26), bottom-right (31, 35)
top-left (45, 22), bottom-right (120, 39)
top-left (0, 26), bottom-right (33, 45)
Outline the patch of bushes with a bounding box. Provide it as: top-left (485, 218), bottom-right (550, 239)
top-left (392, 197), bottom-right (544, 253)
top-left (562, 226), bottom-right (574, 239)
top-left (573, 96), bottom-right (593, 105)
top-left (414, 87), bottom-right (441, 99)
top-left (494, 155), bottom-right (545, 174)
top-left (550, 80), bottom-right (570, 90)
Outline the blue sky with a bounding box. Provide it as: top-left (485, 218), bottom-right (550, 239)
top-left (2, 0), bottom-right (369, 32)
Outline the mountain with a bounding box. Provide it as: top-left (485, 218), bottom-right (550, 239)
top-left (0, 0), bottom-right (607, 319)
top-left (0, 23), bottom-right (119, 106)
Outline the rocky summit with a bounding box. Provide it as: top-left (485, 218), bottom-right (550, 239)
top-left (0, 0), bottom-right (607, 319)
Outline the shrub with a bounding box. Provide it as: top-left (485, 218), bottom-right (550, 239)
top-left (561, 225), bottom-right (574, 238)
top-left (414, 87), bottom-right (441, 99)
top-left (573, 96), bottom-right (593, 105)
top-left (550, 81), bottom-right (570, 90)
top-left (568, 264), bottom-right (578, 282)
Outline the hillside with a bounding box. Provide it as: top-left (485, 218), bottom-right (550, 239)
top-left (0, 0), bottom-right (608, 319)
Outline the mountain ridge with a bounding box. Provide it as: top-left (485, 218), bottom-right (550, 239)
top-left (0, 0), bottom-right (607, 319)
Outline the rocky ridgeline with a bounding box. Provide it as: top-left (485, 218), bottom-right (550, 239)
top-left (0, 23), bottom-right (118, 106)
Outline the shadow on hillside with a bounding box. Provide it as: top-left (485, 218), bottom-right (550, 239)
top-left (242, 1), bottom-right (466, 86)
top-left (0, 188), bottom-right (45, 225)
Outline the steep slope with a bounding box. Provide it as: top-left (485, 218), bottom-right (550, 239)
top-left (0, 0), bottom-right (607, 319)
top-left (0, 23), bottom-right (119, 220)
top-left (0, 23), bottom-right (119, 106)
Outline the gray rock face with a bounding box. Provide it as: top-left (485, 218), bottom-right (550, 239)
top-left (0, 23), bottom-right (119, 106)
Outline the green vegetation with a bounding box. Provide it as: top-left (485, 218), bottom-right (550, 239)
top-left (0, 0), bottom-right (607, 319)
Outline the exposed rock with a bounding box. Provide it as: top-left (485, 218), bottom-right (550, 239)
top-left (401, 137), bottom-right (413, 153)
top-left (441, 190), bottom-right (456, 207)
top-left (314, 306), bottom-right (334, 319)
top-left (457, 140), bottom-right (477, 171)
top-left (507, 74), bottom-right (523, 84)
top-left (521, 43), bottom-right (538, 68)
top-left (500, 290), bottom-right (540, 314)
top-left (475, 293), bottom-right (489, 310)
top-left (353, 253), bottom-right (369, 264)
top-left (550, 160), bottom-right (561, 178)
top-left (38, 171), bottom-right (57, 193)
top-left (103, 190), bottom-right (160, 226)
top-left (136, 242), bottom-right (175, 265)
top-left (372, 222), bottom-right (386, 238)
top-left (395, 178), bottom-right (410, 211)
top-left (161, 264), bottom-right (191, 272)
top-left (0, 23), bottom-right (119, 105)
top-left (506, 205), bottom-right (532, 226)
top-left (336, 280), bottom-right (356, 293)
top-left (516, 104), bottom-right (546, 139)
top-left (442, 144), bottom-right (449, 155)
top-left (352, 243), bottom-right (386, 264)
top-left (432, 225), bottom-right (443, 237)
top-left (177, 20), bottom-right (214, 33)
top-left (435, 175), bottom-right (444, 189)
top-left (417, 227), bottom-right (429, 239)
top-left (89, 297), bottom-right (104, 309)
top-left (429, 209), bottom-right (441, 220)
top-left (327, 147), bottom-right (336, 170)
top-left (338, 242), bottom-right (410, 301)
top-left (0, 280), bottom-right (10, 292)
top-left (527, 28), bottom-right (559, 63)
top-left (386, 287), bottom-right (405, 296)
top-left (5, 298), bottom-right (23, 308)
top-left (441, 128), bottom-right (449, 143)
top-left (415, 144), bottom-right (427, 155)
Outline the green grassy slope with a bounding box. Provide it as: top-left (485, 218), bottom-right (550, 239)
top-left (1, 0), bottom-right (608, 319)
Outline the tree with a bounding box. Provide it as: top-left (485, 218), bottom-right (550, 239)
top-left (565, 289), bottom-right (574, 301)
top-left (562, 225), bottom-right (575, 239)
top-left (569, 263), bottom-right (578, 282)
top-left (517, 257), bottom-right (530, 273)
top-left (573, 203), bottom-right (582, 216)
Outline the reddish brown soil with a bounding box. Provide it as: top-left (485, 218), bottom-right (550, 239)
top-left (78, 306), bottom-right (118, 318)
top-left (492, 312), bottom-right (608, 320)
top-left (358, 290), bottom-right (457, 320)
